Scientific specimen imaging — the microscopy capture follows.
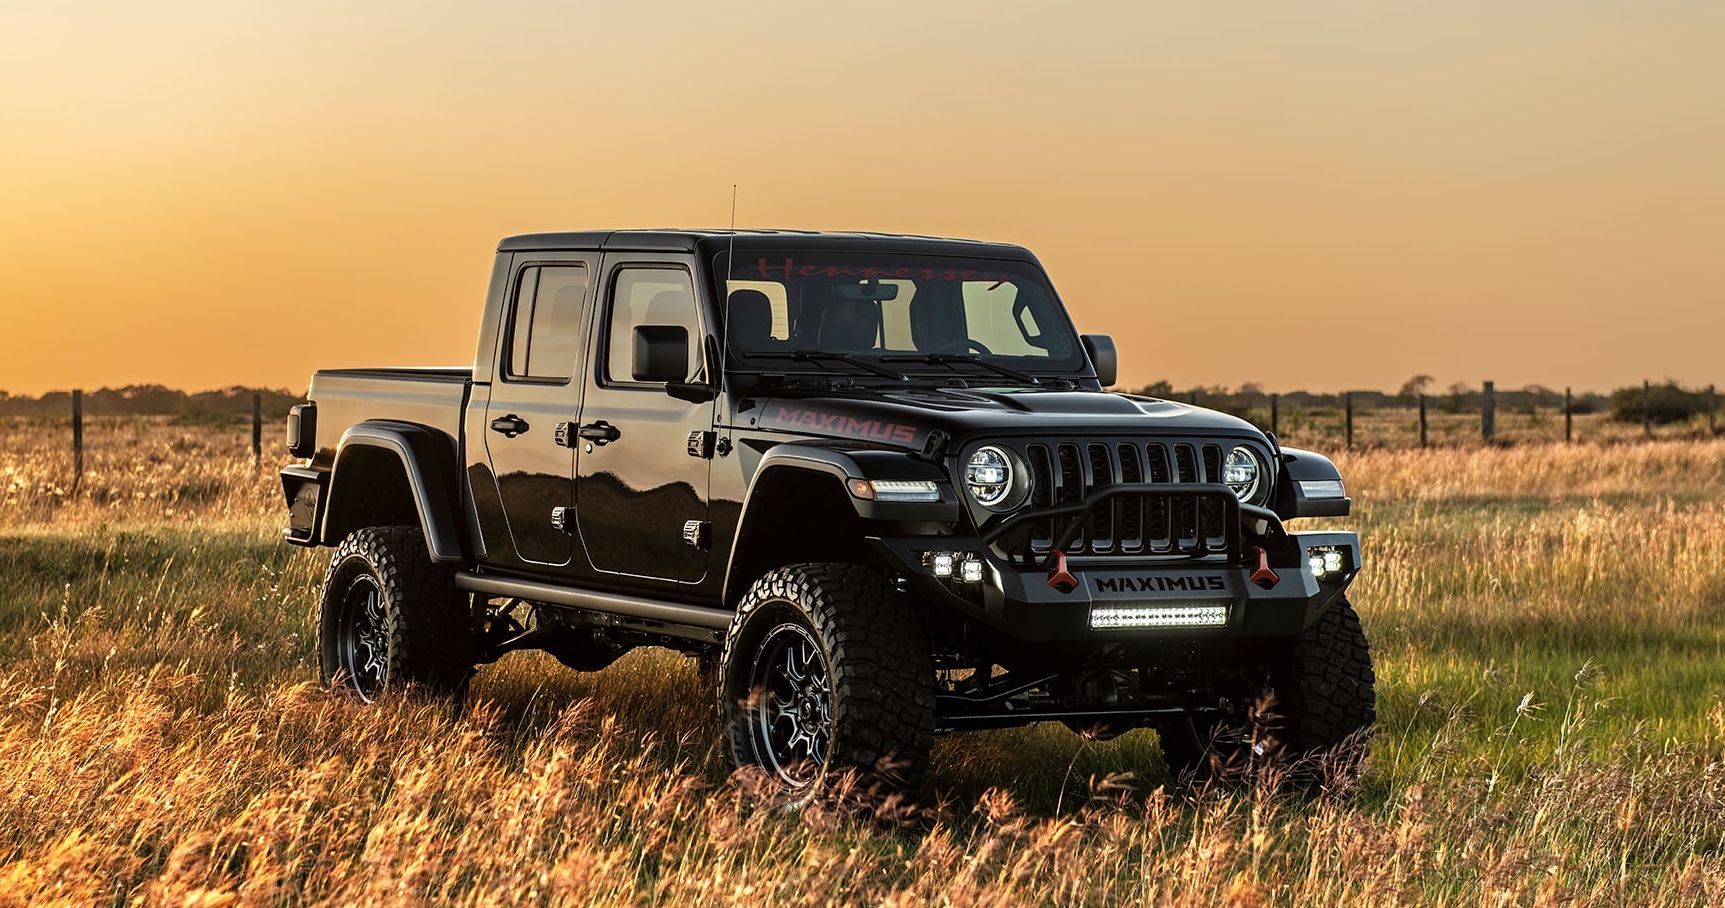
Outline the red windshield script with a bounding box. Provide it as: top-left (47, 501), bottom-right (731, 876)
top-left (751, 257), bottom-right (1011, 290)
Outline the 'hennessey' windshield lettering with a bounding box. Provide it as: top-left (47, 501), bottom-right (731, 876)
top-left (754, 257), bottom-right (1010, 290)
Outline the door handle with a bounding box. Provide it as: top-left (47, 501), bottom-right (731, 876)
top-left (577, 420), bottom-right (621, 446)
top-left (489, 414), bottom-right (529, 438)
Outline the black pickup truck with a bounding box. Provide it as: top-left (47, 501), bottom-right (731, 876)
top-left (281, 229), bottom-right (1373, 796)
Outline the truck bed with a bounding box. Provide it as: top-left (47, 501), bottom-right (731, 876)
top-left (308, 367), bottom-right (472, 451)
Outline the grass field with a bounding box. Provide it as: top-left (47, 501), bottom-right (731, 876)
top-left (3, 415), bottom-right (1724, 905)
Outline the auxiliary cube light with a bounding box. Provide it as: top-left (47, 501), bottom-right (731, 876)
top-left (922, 551), bottom-right (986, 584)
top-left (1306, 545), bottom-right (1348, 580)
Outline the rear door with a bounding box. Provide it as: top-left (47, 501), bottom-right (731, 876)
top-left (483, 253), bottom-right (595, 568)
top-left (573, 253), bottom-right (715, 584)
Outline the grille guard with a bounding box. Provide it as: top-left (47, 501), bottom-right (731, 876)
top-left (979, 482), bottom-right (1285, 564)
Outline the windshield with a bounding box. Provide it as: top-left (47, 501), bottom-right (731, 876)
top-left (721, 251), bottom-right (1086, 380)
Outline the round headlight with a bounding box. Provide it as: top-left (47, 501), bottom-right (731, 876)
top-left (1223, 446), bottom-right (1265, 503)
top-left (966, 446), bottom-right (1015, 508)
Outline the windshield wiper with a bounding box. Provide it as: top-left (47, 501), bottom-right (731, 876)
top-left (879, 353), bottom-right (1041, 386)
top-left (748, 350), bottom-right (908, 381)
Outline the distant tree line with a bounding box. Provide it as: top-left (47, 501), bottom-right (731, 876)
top-left (0, 385), bottom-right (301, 421)
top-left (1125, 378), bottom-right (1716, 425)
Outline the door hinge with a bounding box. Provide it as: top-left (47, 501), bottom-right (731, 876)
top-left (681, 520), bottom-right (711, 550)
top-left (554, 422), bottom-right (574, 448)
top-left (687, 430), bottom-right (716, 459)
top-left (551, 506), bottom-right (576, 534)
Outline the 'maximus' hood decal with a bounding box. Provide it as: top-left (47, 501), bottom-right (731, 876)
top-left (757, 402), bottom-right (920, 446)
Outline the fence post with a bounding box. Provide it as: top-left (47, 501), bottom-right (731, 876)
top-left (1482, 381), bottom-right (1495, 443)
top-left (252, 393), bottom-right (263, 470)
top-left (1711, 385), bottom-right (1718, 436)
top-left (1270, 393), bottom-right (1279, 437)
top-left (1344, 391), bottom-right (1354, 450)
top-left (1418, 394), bottom-right (1428, 448)
top-left (1564, 387), bottom-right (1573, 444)
top-left (71, 389), bottom-right (84, 492)
top-left (1643, 380), bottom-right (1652, 440)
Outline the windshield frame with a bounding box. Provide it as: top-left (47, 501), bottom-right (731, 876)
top-left (710, 249), bottom-right (1092, 383)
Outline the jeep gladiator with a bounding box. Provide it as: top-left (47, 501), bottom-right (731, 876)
top-left (281, 229), bottom-right (1374, 795)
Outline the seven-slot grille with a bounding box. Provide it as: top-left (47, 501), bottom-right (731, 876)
top-left (1015, 439), bottom-right (1238, 557)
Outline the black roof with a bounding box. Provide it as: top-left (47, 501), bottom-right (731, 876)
top-left (496, 229), bottom-right (1035, 260)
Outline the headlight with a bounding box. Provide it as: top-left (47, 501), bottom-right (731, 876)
top-left (1223, 446), bottom-right (1266, 504)
top-left (965, 445), bottom-right (1016, 509)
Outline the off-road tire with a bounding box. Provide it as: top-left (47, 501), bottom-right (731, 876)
top-left (720, 564), bottom-right (937, 798)
top-left (318, 526), bottom-right (476, 700)
top-left (1158, 597), bottom-right (1375, 786)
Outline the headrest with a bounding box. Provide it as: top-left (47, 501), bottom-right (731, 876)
top-left (817, 298), bottom-right (881, 351)
top-left (727, 289), bottom-right (774, 349)
top-left (643, 288), bottom-right (691, 324)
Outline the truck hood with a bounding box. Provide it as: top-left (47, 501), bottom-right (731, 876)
top-left (742, 386), bottom-right (1266, 450)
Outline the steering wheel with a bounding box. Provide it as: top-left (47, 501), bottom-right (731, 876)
top-left (931, 338), bottom-right (994, 356)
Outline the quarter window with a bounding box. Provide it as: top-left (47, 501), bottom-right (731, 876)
top-left (506, 265), bottom-right (590, 381)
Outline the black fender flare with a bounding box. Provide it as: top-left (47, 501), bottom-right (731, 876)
top-left (721, 444), bottom-right (957, 604)
top-left (1272, 447), bottom-right (1351, 519)
top-left (322, 420), bottom-right (481, 563)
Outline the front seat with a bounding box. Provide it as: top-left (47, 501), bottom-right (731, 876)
top-left (639, 289), bottom-right (695, 381)
top-left (726, 289), bottom-right (776, 352)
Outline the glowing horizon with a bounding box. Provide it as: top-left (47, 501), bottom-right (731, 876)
top-left (2, 2), bottom-right (1721, 397)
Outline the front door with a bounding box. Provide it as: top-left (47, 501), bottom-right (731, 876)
top-left (573, 254), bottom-right (715, 583)
top-left (483, 253), bottom-right (595, 568)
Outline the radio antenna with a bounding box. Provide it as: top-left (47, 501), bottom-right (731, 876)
top-left (723, 184), bottom-right (737, 374)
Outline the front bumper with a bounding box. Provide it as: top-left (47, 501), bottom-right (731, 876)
top-left (870, 482), bottom-right (1360, 642)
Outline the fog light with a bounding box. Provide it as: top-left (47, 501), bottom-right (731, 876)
top-left (960, 556), bottom-right (985, 583)
top-left (1090, 604), bottom-right (1229, 630)
top-left (930, 552), bottom-right (955, 578)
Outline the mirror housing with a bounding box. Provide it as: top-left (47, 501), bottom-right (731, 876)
top-left (666, 381), bottom-right (716, 404)
top-left (633, 325), bottom-right (689, 384)
top-left (1081, 334), bottom-right (1117, 387)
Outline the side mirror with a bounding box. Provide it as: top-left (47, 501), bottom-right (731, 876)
top-left (1081, 334), bottom-right (1117, 387)
top-left (633, 325), bottom-right (689, 383)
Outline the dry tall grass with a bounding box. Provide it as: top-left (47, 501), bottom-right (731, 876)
top-left (2, 416), bottom-right (1723, 905)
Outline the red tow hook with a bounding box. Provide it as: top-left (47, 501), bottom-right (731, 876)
top-left (1249, 546), bottom-right (1279, 589)
top-left (1046, 550), bottom-right (1079, 593)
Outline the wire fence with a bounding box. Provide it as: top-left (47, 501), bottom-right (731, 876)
top-left (26, 381), bottom-right (1725, 493)
top-left (1181, 382), bottom-right (1720, 450)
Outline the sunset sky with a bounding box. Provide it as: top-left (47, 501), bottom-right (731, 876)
top-left (2, 1), bottom-right (1720, 396)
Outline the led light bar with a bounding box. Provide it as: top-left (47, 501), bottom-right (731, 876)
top-left (1089, 604), bottom-right (1229, 630)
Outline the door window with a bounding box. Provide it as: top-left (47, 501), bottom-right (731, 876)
top-left (605, 268), bottom-right (701, 384)
top-left (505, 265), bottom-right (590, 381)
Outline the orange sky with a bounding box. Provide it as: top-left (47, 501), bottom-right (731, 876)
top-left (2, 2), bottom-right (1721, 396)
